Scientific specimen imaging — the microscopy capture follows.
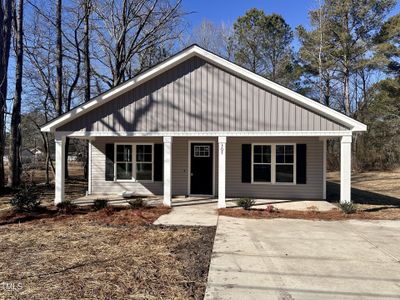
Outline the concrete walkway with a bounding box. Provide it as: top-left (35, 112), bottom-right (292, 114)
top-left (205, 217), bottom-right (400, 300)
top-left (154, 198), bottom-right (336, 226)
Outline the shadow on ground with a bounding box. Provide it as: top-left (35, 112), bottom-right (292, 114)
top-left (327, 181), bottom-right (400, 206)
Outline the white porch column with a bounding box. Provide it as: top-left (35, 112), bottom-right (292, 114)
top-left (340, 135), bottom-right (352, 204)
top-left (218, 136), bottom-right (227, 208)
top-left (163, 136), bottom-right (172, 207)
top-left (55, 134), bottom-right (66, 205)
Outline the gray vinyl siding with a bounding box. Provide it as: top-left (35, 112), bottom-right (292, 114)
top-left (90, 137), bottom-right (163, 195)
top-left (58, 56), bottom-right (347, 133)
top-left (226, 137), bottom-right (323, 199)
top-left (90, 137), bottom-right (323, 199)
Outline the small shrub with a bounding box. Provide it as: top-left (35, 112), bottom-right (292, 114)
top-left (57, 200), bottom-right (77, 214)
top-left (236, 198), bottom-right (255, 210)
top-left (265, 204), bottom-right (275, 213)
top-left (93, 199), bottom-right (108, 210)
top-left (340, 202), bottom-right (355, 214)
top-left (10, 184), bottom-right (41, 212)
top-left (127, 198), bottom-right (143, 209)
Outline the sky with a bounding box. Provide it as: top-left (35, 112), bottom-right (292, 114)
top-left (183, 0), bottom-right (400, 50)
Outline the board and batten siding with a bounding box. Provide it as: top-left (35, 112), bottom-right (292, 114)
top-left (58, 56), bottom-right (347, 133)
top-left (90, 137), bottom-right (323, 199)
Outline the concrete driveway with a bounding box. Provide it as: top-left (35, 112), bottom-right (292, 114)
top-left (205, 217), bottom-right (400, 300)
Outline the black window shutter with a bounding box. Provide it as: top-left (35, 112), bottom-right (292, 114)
top-left (242, 144), bottom-right (251, 183)
top-left (105, 144), bottom-right (114, 181)
top-left (153, 144), bottom-right (163, 181)
top-left (296, 144), bottom-right (307, 184)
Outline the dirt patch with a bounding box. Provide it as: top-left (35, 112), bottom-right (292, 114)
top-left (219, 206), bottom-right (400, 221)
top-left (0, 208), bottom-right (215, 299)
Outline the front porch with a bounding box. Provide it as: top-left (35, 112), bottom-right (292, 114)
top-left (54, 134), bottom-right (353, 208)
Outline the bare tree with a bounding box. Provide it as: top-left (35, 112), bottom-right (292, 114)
top-left (8, 0), bottom-right (23, 187)
top-left (0, 0), bottom-right (13, 190)
top-left (190, 19), bottom-right (233, 60)
top-left (92, 0), bottom-right (184, 87)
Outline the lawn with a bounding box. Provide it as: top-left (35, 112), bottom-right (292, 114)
top-left (0, 206), bottom-right (216, 299)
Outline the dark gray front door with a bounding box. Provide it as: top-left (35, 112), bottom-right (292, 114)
top-left (190, 143), bottom-right (213, 195)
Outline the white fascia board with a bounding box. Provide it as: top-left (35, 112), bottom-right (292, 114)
top-left (193, 46), bottom-right (367, 132)
top-left (41, 45), bottom-right (367, 133)
top-left (58, 130), bottom-right (352, 138)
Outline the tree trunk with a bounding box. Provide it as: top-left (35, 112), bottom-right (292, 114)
top-left (0, 0), bottom-right (13, 190)
top-left (83, 0), bottom-right (91, 180)
top-left (343, 67), bottom-right (351, 116)
top-left (84, 0), bottom-right (90, 103)
top-left (55, 0), bottom-right (62, 116)
top-left (8, 0), bottom-right (23, 188)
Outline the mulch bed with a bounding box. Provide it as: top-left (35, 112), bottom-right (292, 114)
top-left (219, 206), bottom-right (400, 220)
top-left (0, 206), bottom-right (216, 299)
top-left (0, 205), bottom-right (171, 226)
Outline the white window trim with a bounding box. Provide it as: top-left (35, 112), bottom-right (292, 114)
top-left (251, 143), bottom-right (297, 185)
top-left (114, 143), bottom-right (154, 183)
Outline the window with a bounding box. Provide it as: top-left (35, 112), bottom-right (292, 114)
top-left (115, 144), bottom-right (153, 181)
top-left (116, 145), bottom-right (133, 180)
top-left (136, 145), bottom-right (153, 180)
top-left (252, 145), bottom-right (271, 182)
top-left (251, 144), bottom-right (296, 184)
top-left (276, 145), bottom-right (294, 183)
top-left (194, 145), bottom-right (210, 157)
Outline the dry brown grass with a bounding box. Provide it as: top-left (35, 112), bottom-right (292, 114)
top-left (328, 168), bottom-right (400, 199)
top-left (0, 207), bottom-right (215, 299)
top-left (326, 169), bottom-right (400, 218)
top-left (0, 163), bottom-right (87, 211)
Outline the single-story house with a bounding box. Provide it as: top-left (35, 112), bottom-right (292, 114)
top-left (41, 45), bottom-right (367, 208)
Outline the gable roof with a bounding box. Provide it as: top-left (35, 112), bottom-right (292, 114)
top-left (41, 45), bottom-right (367, 133)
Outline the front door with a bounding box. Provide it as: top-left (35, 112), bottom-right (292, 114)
top-left (190, 143), bottom-right (213, 195)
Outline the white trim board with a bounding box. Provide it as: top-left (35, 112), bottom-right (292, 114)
top-left (41, 45), bottom-right (367, 133)
top-left (57, 130), bottom-right (352, 138)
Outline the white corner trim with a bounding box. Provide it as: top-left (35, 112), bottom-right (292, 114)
top-left (58, 130), bottom-right (353, 138)
top-left (41, 45), bottom-right (367, 133)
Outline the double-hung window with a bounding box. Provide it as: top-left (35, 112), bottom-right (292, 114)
top-left (276, 145), bottom-right (295, 183)
top-left (116, 145), bottom-right (133, 180)
top-left (136, 145), bottom-right (153, 180)
top-left (115, 144), bottom-right (153, 181)
top-left (252, 144), bottom-right (295, 184)
top-left (252, 145), bottom-right (272, 182)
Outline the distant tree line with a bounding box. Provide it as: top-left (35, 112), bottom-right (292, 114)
top-left (0, 0), bottom-right (399, 191)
